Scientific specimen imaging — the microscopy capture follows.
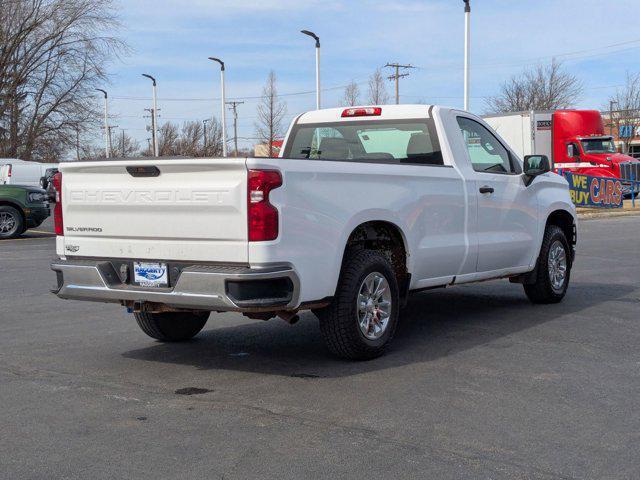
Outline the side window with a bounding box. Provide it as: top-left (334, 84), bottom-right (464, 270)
top-left (457, 117), bottom-right (514, 174)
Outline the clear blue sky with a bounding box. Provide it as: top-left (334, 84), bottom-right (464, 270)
top-left (104, 0), bottom-right (640, 149)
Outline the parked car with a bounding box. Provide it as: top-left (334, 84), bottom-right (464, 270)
top-left (50, 105), bottom-right (577, 359)
top-left (0, 159), bottom-right (59, 188)
top-left (0, 184), bottom-right (50, 239)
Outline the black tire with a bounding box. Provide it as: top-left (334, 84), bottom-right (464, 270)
top-left (315, 250), bottom-right (400, 360)
top-left (134, 311), bottom-right (210, 342)
top-left (524, 225), bottom-right (572, 304)
top-left (0, 205), bottom-right (24, 239)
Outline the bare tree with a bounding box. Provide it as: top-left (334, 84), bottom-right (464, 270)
top-left (255, 71), bottom-right (287, 158)
top-left (111, 131), bottom-right (139, 158)
top-left (177, 121), bottom-right (204, 157)
top-left (157, 122), bottom-right (180, 156)
top-left (139, 118), bottom-right (224, 158)
top-left (607, 73), bottom-right (640, 154)
top-left (0, 0), bottom-right (126, 161)
top-left (485, 60), bottom-right (582, 113)
top-left (203, 117), bottom-right (223, 157)
top-left (342, 80), bottom-right (361, 106)
top-left (367, 69), bottom-right (389, 105)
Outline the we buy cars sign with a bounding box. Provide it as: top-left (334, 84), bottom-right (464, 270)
top-left (562, 172), bottom-right (623, 208)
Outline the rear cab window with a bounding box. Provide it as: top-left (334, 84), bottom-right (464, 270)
top-left (282, 118), bottom-right (444, 166)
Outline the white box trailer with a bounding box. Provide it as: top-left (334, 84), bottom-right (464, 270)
top-left (483, 111), bottom-right (553, 161)
top-left (0, 159), bottom-right (58, 188)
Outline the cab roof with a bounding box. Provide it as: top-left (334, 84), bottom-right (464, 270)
top-left (296, 104), bottom-right (445, 124)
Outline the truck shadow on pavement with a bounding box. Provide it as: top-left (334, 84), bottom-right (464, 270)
top-left (122, 281), bottom-right (635, 378)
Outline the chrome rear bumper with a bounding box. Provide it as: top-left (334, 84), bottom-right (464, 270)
top-left (51, 259), bottom-right (299, 312)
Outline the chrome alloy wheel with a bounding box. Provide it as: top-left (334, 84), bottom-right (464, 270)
top-left (548, 240), bottom-right (567, 292)
top-left (0, 211), bottom-right (17, 235)
top-left (357, 272), bottom-right (392, 340)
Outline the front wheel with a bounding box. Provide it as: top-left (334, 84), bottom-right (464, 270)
top-left (134, 311), bottom-right (210, 342)
top-left (315, 250), bottom-right (400, 360)
top-left (524, 225), bottom-right (572, 304)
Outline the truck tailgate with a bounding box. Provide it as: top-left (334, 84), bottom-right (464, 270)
top-left (58, 158), bottom-right (248, 263)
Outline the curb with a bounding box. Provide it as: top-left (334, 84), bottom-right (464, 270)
top-left (577, 209), bottom-right (640, 220)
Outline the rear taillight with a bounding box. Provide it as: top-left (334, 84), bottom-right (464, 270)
top-left (7, 165), bottom-right (12, 177)
top-left (247, 169), bottom-right (282, 242)
top-left (341, 107), bottom-right (382, 117)
top-left (52, 172), bottom-right (63, 236)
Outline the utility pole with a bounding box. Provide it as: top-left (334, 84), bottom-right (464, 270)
top-left (609, 100), bottom-right (618, 138)
top-left (226, 101), bottom-right (244, 156)
top-left (142, 74), bottom-right (159, 156)
top-left (96, 89), bottom-right (110, 158)
top-left (203, 119), bottom-right (209, 152)
top-left (384, 63), bottom-right (415, 105)
top-left (143, 108), bottom-right (157, 156)
top-left (75, 126), bottom-right (80, 161)
top-left (463, 0), bottom-right (471, 111)
top-left (107, 125), bottom-right (118, 157)
top-left (121, 129), bottom-right (126, 157)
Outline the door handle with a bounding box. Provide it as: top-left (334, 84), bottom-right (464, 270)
top-left (479, 185), bottom-right (494, 194)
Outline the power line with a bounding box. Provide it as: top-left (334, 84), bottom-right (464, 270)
top-left (473, 41), bottom-right (640, 70)
top-left (108, 81), bottom-right (370, 103)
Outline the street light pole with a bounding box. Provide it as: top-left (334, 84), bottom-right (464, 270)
top-left (96, 89), bottom-right (110, 158)
top-left (301, 30), bottom-right (321, 110)
top-left (142, 74), bottom-right (159, 157)
top-left (463, 0), bottom-right (471, 111)
top-left (208, 57), bottom-right (228, 157)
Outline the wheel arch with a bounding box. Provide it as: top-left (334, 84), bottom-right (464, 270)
top-left (511, 207), bottom-right (576, 286)
top-left (546, 208), bottom-right (576, 255)
top-left (339, 220), bottom-right (411, 303)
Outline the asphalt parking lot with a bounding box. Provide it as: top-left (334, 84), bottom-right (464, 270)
top-left (1, 216), bottom-right (639, 479)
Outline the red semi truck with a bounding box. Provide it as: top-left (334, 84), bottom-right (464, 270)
top-left (484, 110), bottom-right (640, 194)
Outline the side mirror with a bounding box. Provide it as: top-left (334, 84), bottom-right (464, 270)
top-left (566, 144), bottom-right (574, 158)
top-left (523, 155), bottom-right (551, 186)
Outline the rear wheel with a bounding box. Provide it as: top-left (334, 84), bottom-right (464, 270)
top-left (134, 311), bottom-right (210, 342)
top-left (524, 225), bottom-right (571, 304)
top-left (0, 206), bottom-right (23, 239)
top-left (315, 250), bottom-right (400, 360)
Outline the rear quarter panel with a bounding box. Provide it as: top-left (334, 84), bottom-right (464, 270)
top-left (246, 157), bottom-right (466, 304)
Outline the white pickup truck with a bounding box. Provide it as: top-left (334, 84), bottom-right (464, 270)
top-left (51, 105), bottom-right (577, 359)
